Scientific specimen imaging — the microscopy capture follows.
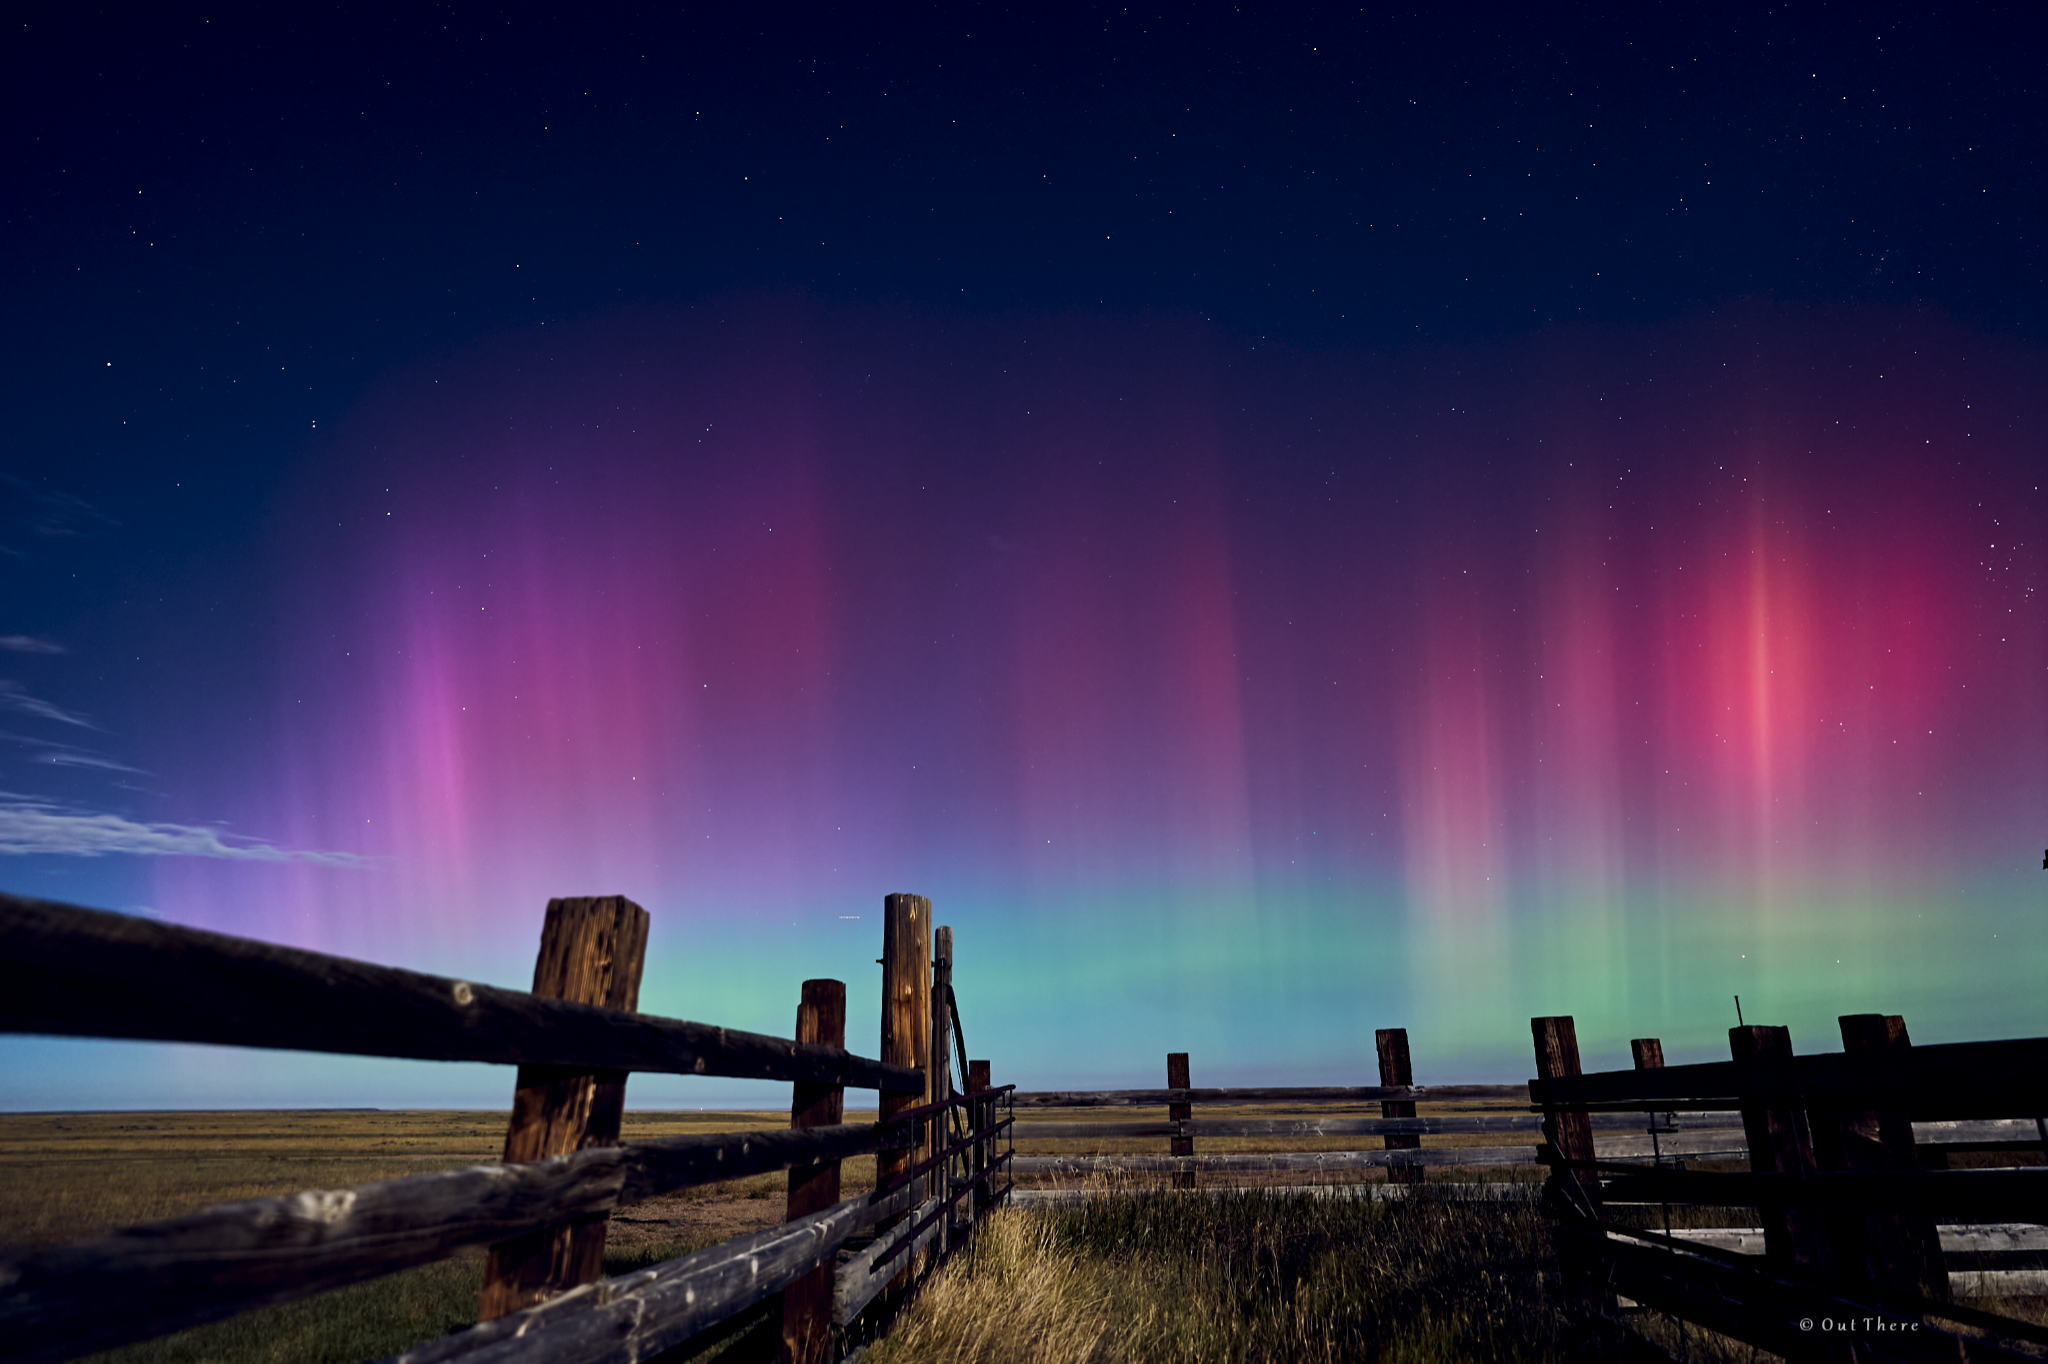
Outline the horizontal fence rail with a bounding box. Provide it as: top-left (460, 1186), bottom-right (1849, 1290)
top-left (1527, 1012), bottom-right (2048, 1361)
top-left (1011, 1112), bottom-right (2043, 1151)
top-left (0, 894), bottom-right (921, 1092)
top-left (0, 1120), bottom-right (932, 1364)
top-left (386, 1179), bottom-right (930, 1364)
top-left (1006, 1111), bottom-right (1746, 1140)
top-left (1577, 1225), bottom-right (2045, 1363)
top-left (1529, 1037), bottom-right (2048, 1118)
top-left (1015, 1147), bottom-right (1541, 1174)
top-left (1595, 1165), bottom-right (2048, 1220)
top-left (1008, 1083), bottom-right (1526, 1107)
top-left (0, 890), bottom-right (1017, 1364)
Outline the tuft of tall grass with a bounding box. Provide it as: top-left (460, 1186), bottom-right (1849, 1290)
top-left (866, 1188), bottom-right (1676, 1364)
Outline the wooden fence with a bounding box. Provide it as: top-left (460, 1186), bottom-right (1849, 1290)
top-left (1529, 1012), bottom-right (2048, 1362)
top-left (999, 1019), bottom-right (2039, 1351)
top-left (1004, 1028), bottom-right (1726, 1185)
top-left (0, 889), bottom-right (1014, 1364)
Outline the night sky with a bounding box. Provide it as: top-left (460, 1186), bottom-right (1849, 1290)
top-left (4, 7), bottom-right (2045, 1109)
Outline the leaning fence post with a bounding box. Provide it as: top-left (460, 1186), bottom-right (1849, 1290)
top-left (479, 896), bottom-right (650, 1319)
top-left (1376, 1028), bottom-right (1422, 1186)
top-left (930, 925), bottom-right (955, 1262)
top-left (879, 893), bottom-right (931, 1291)
top-left (1630, 1038), bottom-right (1665, 1070)
top-left (1729, 1024), bottom-right (1830, 1275)
top-left (1167, 1052), bottom-right (1194, 1190)
top-left (779, 979), bottom-right (846, 1364)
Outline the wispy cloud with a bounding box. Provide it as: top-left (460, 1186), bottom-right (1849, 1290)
top-left (0, 681), bottom-right (95, 728)
top-left (0, 795), bottom-right (369, 865)
top-left (0, 636), bottom-right (64, 654)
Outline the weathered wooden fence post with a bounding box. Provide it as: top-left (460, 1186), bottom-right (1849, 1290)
top-left (1167, 1052), bottom-right (1194, 1189)
top-left (1630, 1038), bottom-right (1665, 1070)
top-left (1825, 1013), bottom-right (1948, 1303)
top-left (967, 1058), bottom-right (992, 1228)
top-left (1376, 1027), bottom-right (1422, 1185)
top-left (479, 896), bottom-right (649, 1319)
top-left (1729, 1024), bottom-right (1830, 1275)
top-left (1531, 1016), bottom-right (1601, 1215)
top-left (779, 979), bottom-right (846, 1364)
top-left (1531, 1015), bottom-right (1608, 1314)
top-left (930, 925), bottom-right (955, 1262)
top-left (880, 893), bottom-right (931, 1291)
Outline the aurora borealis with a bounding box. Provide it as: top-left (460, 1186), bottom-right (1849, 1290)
top-left (75, 304), bottom-right (2048, 1104)
top-left (5, 10), bottom-right (2045, 1109)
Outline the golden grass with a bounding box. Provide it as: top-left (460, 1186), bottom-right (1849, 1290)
top-left (866, 1188), bottom-right (1680, 1364)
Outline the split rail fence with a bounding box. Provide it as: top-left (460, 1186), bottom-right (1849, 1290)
top-left (1530, 1012), bottom-right (2048, 1362)
top-left (1006, 1027), bottom-right (1733, 1188)
top-left (1003, 1020), bottom-right (2048, 1358)
top-left (0, 889), bottom-right (1014, 1364)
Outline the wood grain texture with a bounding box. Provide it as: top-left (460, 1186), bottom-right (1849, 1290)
top-left (385, 1187), bottom-right (915, 1364)
top-left (1531, 1016), bottom-right (1601, 1215)
top-left (877, 893), bottom-right (930, 1297)
top-left (0, 893), bottom-right (919, 1093)
top-left (617, 1123), bottom-right (915, 1205)
top-left (831, 1194), bottom-right (942, 1327)
top-left (1532, 1014), bottom-right (1607, 1316)
top-left (782, 979), bottom-right (846, 1364)
top-left (482, 897), bottom-right (650, 1318)
top-left (1630, 1038), bottom-right (1665, 1070)
top-left (1594, 1131), bottom-right (1754, 1160)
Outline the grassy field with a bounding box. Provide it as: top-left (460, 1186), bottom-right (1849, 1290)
top-left (2, 1103), bottom-right (1601, 1364)
top-left (14, 1104), bottom-right (2036, 1363)
top-left (0, 1103), bottom-right (1727, 1364)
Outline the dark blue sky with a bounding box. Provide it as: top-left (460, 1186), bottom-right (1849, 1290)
top-left (11, 4), bottom-right (2041, 498)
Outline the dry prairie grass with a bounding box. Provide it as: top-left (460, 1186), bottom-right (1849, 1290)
top-left (866, 1187), bottom-right (1687, 1364)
